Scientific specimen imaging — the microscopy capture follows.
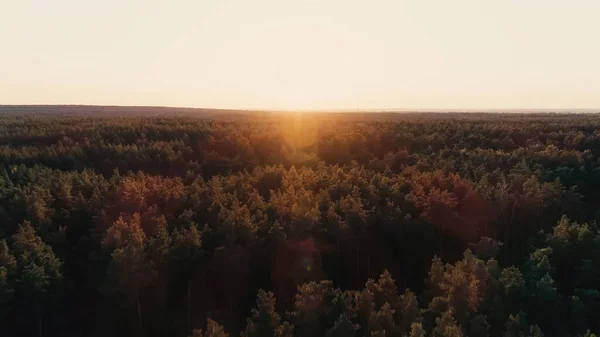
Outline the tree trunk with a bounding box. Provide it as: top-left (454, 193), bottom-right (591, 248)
top-left (367, 250), bottom-right (371, 279)
top-left (136, 290), bottom-right (143, 333)
top-left (36, 301), bottom-right (43, 337)
top-left (356, 245), bottom-right (360, 289)
top-left (187, 281), bottom-right (192, 332)
top-left (506, 198), bottom-right (518, 247)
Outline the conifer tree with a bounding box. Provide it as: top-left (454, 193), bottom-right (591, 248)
top-left (11, 222), bottom-right (62, 337)
top-left (242, 290), bottom-right (282, 337)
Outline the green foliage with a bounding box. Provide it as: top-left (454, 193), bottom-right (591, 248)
top-left (327, 314), bottom-right (359, 337)
top-left (368, 302), bottom-right (395, 336)
top-left (502, 313), bottom-right (544, 337)
top-left (0, 239), bottom-right (15, 321)
top-left (432, 311), bottom-right (463, 337)
top-left (0, 111), bottom-right (599, 336)
top-left (242, 290), bottom-right (283, 337)
top-left (427, 250), bottom-right (500, 326)
top-left (11, 222), bottom-right (62, 293)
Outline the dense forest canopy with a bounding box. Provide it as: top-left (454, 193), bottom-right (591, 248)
top-left (0, 106), bottom-right (599, 337)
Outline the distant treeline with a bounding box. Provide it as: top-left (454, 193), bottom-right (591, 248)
top-left (0, 109), bottom-right (599, 337)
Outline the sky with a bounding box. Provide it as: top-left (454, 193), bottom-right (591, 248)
top-left (1, 0), bottom-right (599, 111)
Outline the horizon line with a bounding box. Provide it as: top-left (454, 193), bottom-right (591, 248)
top-left (1, 104), bottom-right (599, 114)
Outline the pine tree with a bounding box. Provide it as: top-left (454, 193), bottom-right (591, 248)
top-left (427, 250), bottom-right (496, 326)
top-left (147, 215), bottom-right (170, 267)
top-left (268, 220), bottom-right (287, 247)
top-left (11, 222), bottom-right (62, 337)
top-left (367, 269), bottom-right (399, 309)
top-left (326, 314), bottom-right (359, 337)
top-left (146, 216), bottom-right (171, 329)
top-left (398, 289), bottom-right (421, 333)
top-left (274, 321), bottom-right (295, 337)
top-left (425, 256), bottom-right (445, 301)
top-left (103, 214), bottom-right (154, 333)
top-left (0, 239), bottom-right (16, 322)
top-left (242, 290), bottom-right (282, 337)
top-left (409, 322), bottom-right (427, 337)
top-left (191, 319), bottom-right (228, 337)
top-left (0, 239), bottom-right (15, 269)
top-left (432, 311), bottom-right (463, 337)
top-left (293, 280), bottom-right (334, 336)
top-left (171, 224), bottom-right (204, 331)
top-left (531, 274), bottom-right (561, 333)
top-left (502, 313), bottom-right (543, 337)
top-left (529, 325), bottom-right (544, 337)
top-left (368, 302), bottom-right (395, 336)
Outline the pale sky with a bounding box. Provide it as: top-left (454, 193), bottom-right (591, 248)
top-left (1, 0), bottom-right (599, 110)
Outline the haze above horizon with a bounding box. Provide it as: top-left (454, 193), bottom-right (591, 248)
top-left (2, 0), bottom-right (599, 110)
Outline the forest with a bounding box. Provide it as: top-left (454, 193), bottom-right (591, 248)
top-left (0, 106), bottom-right (599, 337)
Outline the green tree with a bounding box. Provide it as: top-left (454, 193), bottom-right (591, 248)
top-left (368, 302), bottom-right (395, 336)
top-left (398, 289), bottom-right (421, 333)
top-left (103, 214), bottom-right (154, 333)
top-left (427, 250), bottom-right (498, 327)
top-left (425, 256), bottom-right (445, 302)
top-left (0, 239), bottom-right (16, 322)
top-left (171, 224), bottom-right (204, 331)
top-left (503, 313), bottom-right (544, 337)
top-left (326, 314), bottom-right (359, 337)
top-left (242, 290), bottom-right (282, 337)
top-left (366, 269), bottom-right (400, 309)
top-left (432, 311), bottom-right (463, 337)
top-left (11, 222), bottom-right (62, 337)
